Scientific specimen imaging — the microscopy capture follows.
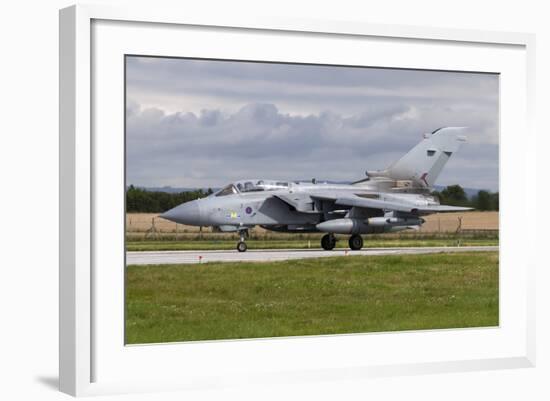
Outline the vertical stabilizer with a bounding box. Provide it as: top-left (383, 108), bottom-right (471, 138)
top-left (367, 127), bottom-right (467, 188)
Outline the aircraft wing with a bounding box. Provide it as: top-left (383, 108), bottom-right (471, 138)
top-left (273, 193), bottom-right (317, 213)
top-left (420, 204), bottom-right (474, 212)
top-left (311, 193), bottom-right (472, 215)
top-left (334, 196), bottom-right (417, 213)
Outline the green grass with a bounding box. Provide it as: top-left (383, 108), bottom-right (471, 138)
top-left (126, 238), bottom-right (498, 251)
top-left (125, 252), bottom-right (499, 344)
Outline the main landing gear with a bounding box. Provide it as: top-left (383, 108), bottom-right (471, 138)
top-left (321, 233), bottom-right (337, 250)
top-left (348, 234), bottom-right (363, 251)
top-left (321, 233), bottom-right (364, 251)
top-left (237, 229), bottom-right (249, 252)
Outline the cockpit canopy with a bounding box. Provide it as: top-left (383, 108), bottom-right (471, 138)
top-left (214, 179), bottom-right (290, 197)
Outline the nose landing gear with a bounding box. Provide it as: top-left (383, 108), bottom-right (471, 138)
top-left (237, 229), bottom-right (249, 252)
top-left (237, 241), bottom-right (247, 252)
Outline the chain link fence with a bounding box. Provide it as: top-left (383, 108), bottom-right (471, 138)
top-left (126, 212), bottom-right (499, 241)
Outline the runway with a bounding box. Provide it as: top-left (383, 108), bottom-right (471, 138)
top-left (126, 246), bottom-right (498, 265)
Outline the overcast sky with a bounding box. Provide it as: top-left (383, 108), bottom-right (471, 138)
top-left (126, 56), bottom-right (499, 191)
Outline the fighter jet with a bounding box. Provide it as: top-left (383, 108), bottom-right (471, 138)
top-left (161, 127), bottom-right (472, 252)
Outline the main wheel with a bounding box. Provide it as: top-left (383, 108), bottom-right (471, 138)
top-left (348, 234), bottom-right (363, 250)
top-left (237, 241), bottom-right (247, 252)
top-left (321, 234), bottom-right (336, 251)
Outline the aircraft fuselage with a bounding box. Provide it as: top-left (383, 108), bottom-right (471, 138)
top-left (161, 181), bottom-right (436, 234)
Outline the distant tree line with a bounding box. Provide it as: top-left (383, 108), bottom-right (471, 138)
top-left (126, 184), bottom-right (499, 213)
top-left (126, 185), bottom-right (213, 213)
top-left (432, 185), bottom-right (499, 211)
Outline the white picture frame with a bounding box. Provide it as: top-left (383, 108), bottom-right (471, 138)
top-left (59, 4), bottom-right (536, 397)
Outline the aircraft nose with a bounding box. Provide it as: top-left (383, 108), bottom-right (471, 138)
top-left (160, 200), bottom-right (202, 226)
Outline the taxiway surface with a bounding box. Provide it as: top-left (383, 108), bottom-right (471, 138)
top-left (126, 246), bottom-right (498, 265)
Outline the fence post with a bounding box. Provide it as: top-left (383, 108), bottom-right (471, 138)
top-left (456, 216), bottom-right (463, 234)
top-left (145, 217), bottom-right (158, 240)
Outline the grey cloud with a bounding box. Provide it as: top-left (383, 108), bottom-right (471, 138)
top-left (127, 56), bottom-right (497, 92)
top-left (126, 57), bottom-right (499, 115)
top-left (126, 102), bottom-right (498, 190)
top-left (125, 57), bottom-right (498, 191)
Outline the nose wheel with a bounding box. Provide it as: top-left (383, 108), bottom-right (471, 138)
top-left (321, 233), bottom-right (336, 250)
top-left (237, 229), bottom-right (249, 252)
top-left (348, 234), bottom-right (363, 250)
top-left (237, 241), bottom-right (247, 252)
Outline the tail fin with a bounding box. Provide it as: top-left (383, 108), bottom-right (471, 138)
top-left (368, 127), bottom-right (467, 188)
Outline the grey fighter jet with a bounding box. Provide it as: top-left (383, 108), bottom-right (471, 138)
top-left (161, 127), bottom-right (472, 252)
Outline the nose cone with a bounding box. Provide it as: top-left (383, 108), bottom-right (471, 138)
top-left (160, 200), bottom-right (202, 226)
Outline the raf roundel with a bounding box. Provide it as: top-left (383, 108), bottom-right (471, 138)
top-left (245, 206), bottom-right (253, 214)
